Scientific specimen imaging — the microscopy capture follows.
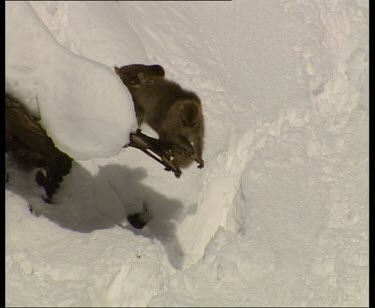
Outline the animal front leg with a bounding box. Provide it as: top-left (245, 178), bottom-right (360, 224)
top-left (193, 136), bottom-right (204, 168)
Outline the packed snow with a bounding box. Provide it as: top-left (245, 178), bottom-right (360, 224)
top-left (5, 2), bottom-right (138, 160)
top-left (6, 0), bottom-right (369, 307)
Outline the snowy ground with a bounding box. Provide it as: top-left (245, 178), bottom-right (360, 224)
top-left (6, 1), bottom-right (369, 306)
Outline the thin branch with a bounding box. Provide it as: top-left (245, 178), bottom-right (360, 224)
top-left (125, 129), bottom-right (182, 178)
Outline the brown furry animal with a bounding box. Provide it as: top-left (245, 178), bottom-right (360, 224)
top-left (115, 64), bottom-right (165, 124)
top-left (115, 64), bottom-right (204, 169)
top-left (131, 74), bottom-right (204, 169)
top-left (114, 64), bottom-right (165, 88)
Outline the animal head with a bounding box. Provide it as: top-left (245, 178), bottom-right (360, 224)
top-left (180, 100), bottom-right (202, 129)
top-left (114, 64), bottom-right (165, 88)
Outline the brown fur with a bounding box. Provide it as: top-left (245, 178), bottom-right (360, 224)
top-left (114, 64), bottom-right (165, 88)
top-left (114, 64), bottom-right (165, 123)
top-left (132, 75), bottom-right (204, 168)
top-left (114, 64), bottom-right (204, 168)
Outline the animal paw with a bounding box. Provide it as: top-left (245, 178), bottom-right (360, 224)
top-left (197, 158), bottom-right (204, 169)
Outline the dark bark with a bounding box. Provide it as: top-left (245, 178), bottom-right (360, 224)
top-left (126, 129), bottom-right (183, 178)
top-left (5, 94), bottom-right (73, 201)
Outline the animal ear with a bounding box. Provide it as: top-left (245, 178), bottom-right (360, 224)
top-left (150, 65), bottom-right (165, 77)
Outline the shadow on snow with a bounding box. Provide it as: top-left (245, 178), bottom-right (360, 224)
top-left (6, 161), bottom-right (186, 269)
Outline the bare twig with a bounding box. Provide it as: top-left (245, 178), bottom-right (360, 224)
top-left (125, 129), bottom-right (182, 178)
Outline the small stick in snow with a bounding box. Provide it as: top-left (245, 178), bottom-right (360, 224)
top-left (125, 129), bottom-right (182, 178)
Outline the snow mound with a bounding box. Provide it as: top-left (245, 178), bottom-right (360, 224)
top-left (6, 2), bottom-right (137, 160)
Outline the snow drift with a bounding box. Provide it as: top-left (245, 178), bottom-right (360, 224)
top-left (6, 1), bottom-right (138, 160)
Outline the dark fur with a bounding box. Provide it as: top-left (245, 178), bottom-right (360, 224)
top-left (114, 64), bottom-right (165, 88)
top-left (132, 76), bottom-right (204, 168)
top-left (114, 64), bottom-right (204, 168)
top-left (115, 64), bottom-right (166, 121)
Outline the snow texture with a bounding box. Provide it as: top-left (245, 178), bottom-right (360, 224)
top-left (6, 2), bottom-right (138, 160)
top-left (6, 0), bottom-right (368, 307)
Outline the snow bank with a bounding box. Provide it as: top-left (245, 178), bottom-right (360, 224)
top-left (150, 1), bottom-right (369, 306)
top-left (6, 1), bottom-right (137, 160)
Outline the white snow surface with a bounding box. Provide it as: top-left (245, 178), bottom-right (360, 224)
top-left (5, 2), bottom-right (138, 160)
top-left (6, 1), bottom-right (369, 307)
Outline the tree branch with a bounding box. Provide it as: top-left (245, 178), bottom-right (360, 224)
top-left (125, 129), bottom-right (183, 178)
